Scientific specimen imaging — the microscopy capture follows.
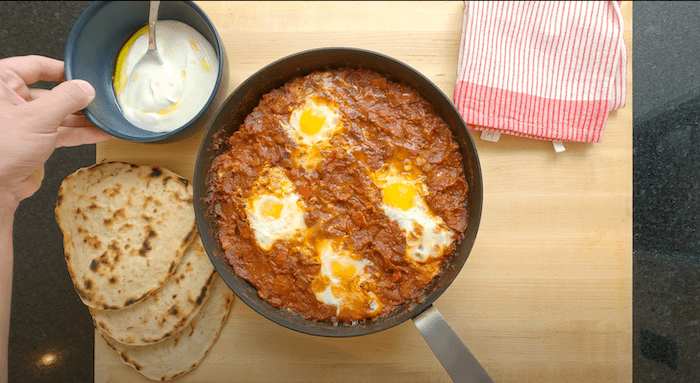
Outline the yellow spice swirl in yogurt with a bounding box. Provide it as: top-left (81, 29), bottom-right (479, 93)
top-left (114, 20), bottom-right (218, 133)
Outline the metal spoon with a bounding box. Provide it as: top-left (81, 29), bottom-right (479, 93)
top-left (132, 1), bottom-right (163, 70)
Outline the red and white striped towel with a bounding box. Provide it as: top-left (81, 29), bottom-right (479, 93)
top-left (453, 1), bottom-right (627, 143)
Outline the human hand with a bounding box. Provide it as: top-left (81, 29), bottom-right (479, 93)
top-left (0, 55), bottom-right (113, 213)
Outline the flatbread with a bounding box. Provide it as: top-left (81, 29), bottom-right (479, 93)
top-left (55, 162), bottom-right (197, 310)
top-left (91, 234), bottom-right (216, 345)
top-left (99, 275), bottom-right (234, 381)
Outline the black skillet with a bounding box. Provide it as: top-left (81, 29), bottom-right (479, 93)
top-left (193, 48), bottom-right (491, 383)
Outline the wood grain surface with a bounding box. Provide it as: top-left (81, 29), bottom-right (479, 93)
top-left (95, 2), bottom-right (633, 382)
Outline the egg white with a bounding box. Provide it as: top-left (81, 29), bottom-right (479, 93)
top-left (371, 165), bottom-right (456, 263)
top-left (313, 240), bottom-right (381, 316)
top-left (382, 201), bottom-right (455, 262)
top-left (245, 167), bottom-right (307, 250)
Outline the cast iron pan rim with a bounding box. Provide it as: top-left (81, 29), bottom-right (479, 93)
top-left (194, 47), bottom-right (483, 337)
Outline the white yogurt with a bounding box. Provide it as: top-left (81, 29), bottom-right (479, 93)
top-left (114, 20), bottom-right (218, 133)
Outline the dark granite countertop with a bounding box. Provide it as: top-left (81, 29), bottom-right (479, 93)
top-left (0, 1), bottom-right (95, 382)
top-left (2, 1), bottom-right (699, 382)
top-left (634, 2), bottom-right (700, 382)
top-left (2, 2), bottom-right (96, 382)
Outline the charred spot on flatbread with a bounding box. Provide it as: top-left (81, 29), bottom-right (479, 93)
top-left (83, 235), bottom-right (102, 250)
top-left (182, 226), bottom-right (196, 248)
top-left (103, 183), bottom-right (122, 198)
top-left (138, 228), bottom-right (158, 256)
top-left (89, 241), bottom-right (122, 276)
top-left (168, 305), bottom-right (180, 316)
top-left (195, 273), bottom-right (216, 306)
top-left (74, 207), bottom-right (89, 220)
top-left (103, 208), bottom-right (126, 227)
top-left (150, 167), bottom-right (163, 178)
top-left (95, 320), bottom-right (110, 333)
top-left (124, 297), bottom-right (139, 307)
top-left (123, 356), bottom-right (142, 371)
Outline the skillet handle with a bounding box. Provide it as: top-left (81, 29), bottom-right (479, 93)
top-left (413, 305), bottom-right (494, 383)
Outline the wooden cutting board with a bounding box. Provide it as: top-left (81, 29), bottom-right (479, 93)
top-left (95, 2), bottom-right (633, 382)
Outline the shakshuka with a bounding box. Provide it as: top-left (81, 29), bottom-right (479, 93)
top-left (206, 68), bottom-right (469, 323)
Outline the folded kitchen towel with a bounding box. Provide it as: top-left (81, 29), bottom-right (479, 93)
top-left (453, 1), bottom-right (627, 143)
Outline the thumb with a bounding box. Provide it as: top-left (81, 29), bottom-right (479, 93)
top-left (24, 79), bottom-right (96, 131)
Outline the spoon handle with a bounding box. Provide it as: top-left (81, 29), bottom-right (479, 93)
top-left (147, 0), bottom-right (161, 51)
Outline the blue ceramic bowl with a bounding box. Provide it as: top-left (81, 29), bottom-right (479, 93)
top-left (65, 1), bottom-right (229, 143)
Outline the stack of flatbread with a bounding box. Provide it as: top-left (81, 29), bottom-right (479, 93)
top-left (55, 162), bottom-right (234, 381)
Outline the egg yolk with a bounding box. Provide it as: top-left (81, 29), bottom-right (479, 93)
top-left (311, 275), bottom-right (331, 293)
top-left (299, 108), bottom-right (326, 136)
top-left (332, 261), bottom-right (357, 280)
top-left (383, 182), bottom-right (416, 211)
top-left (261, 200), bottom-right (283, 219)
